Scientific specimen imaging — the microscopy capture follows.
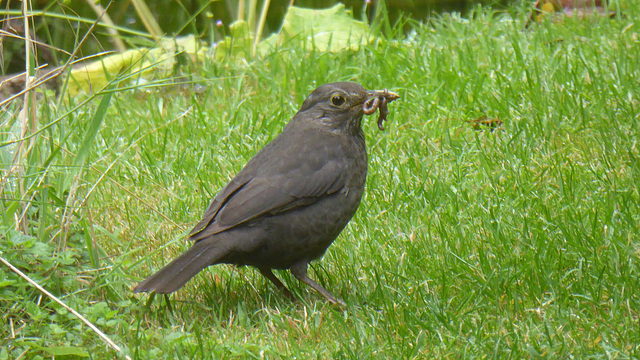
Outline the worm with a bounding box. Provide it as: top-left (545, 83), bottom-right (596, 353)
top-left (363, 89), bottom-right (399, 131)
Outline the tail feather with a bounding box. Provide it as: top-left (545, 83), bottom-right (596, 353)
top-left (133, 240), bottom-right (226, 294)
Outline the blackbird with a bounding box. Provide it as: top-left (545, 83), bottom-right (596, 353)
top-left (133, 82), bottom-right (399, 305)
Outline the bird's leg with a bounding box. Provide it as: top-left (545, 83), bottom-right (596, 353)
top-left (258, 267), bottom-right (294, 300)
top-left (290, 262), bottom-right (346, 306)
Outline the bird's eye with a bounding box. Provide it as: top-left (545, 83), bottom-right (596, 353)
top-left (331, 95), bottom-right (346, 107)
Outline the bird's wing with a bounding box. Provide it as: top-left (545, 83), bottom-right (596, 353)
top-left (188, 175), bottom-right (251, 237)
top-left (189, 130), bottom-right (348, 241)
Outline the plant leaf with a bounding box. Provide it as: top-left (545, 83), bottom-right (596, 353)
top-left (61, 92), bottom-right (113, 193)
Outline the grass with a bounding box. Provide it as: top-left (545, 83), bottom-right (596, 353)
top-left (2, 2), bottom-right (640, 359)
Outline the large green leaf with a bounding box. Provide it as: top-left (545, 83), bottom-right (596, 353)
top-left (68, 35), bottom-right (206, 96)
top-left (278, 4), bottom-right (373, 52)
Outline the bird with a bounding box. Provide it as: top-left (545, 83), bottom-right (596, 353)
top-left (133, 82), bottom-right (399, 305)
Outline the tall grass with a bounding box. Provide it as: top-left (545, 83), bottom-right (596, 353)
top-left (2, 1), bottom-right (639, 359)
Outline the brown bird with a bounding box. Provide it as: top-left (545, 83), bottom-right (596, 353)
top-left (133, 82), bottom-right (399, 305)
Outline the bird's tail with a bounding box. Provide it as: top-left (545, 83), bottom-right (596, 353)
top-left (133, 240), bottom-right (225, 294)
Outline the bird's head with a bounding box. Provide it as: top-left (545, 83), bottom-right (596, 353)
top-left (293, 82), bottom-right (375, 134)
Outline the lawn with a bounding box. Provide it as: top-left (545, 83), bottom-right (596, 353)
top-left (1, 3), bottom-right (639, 359)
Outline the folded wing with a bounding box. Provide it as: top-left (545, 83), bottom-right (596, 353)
top-left (189, 134), bottom-right (347, 242)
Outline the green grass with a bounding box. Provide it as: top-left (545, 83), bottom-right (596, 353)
top-left (2, 3), bottom-right (640, 359)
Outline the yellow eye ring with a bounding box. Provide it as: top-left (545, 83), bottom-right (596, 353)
top-left (331, 95), bottom-right (346, 106)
